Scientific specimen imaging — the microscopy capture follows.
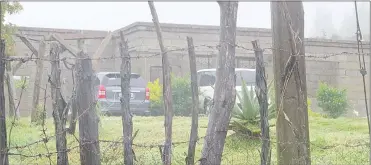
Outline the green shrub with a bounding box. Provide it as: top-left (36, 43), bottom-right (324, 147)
top-left (147, 78), bottom-right (164, 116)
top-left (316, 82), bottom-right (348, 118)
top-left (34, 104), bottom-right (46, 125)
top-left (147, 75), bottom-right (193, 116)
top-left (171, 75), bottom-right (192, 116)
top-left (15, 76), bottom-right (28, 89)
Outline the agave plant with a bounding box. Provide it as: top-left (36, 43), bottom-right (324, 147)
top-left (229, 79), bottom-right (276, 137)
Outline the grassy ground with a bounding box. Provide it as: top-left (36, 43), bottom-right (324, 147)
top-left (7, 115), bottom-right (369, 165)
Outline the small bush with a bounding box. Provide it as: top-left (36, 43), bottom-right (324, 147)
top-left (316, 82), bottom-right (348, 118)
top-left (147, 75), bottom-right (193, 116)
top-left (15, 77), bottom-right (29, 89)
top-left (34, 104), bottom-right (46, 125)
top-left (171, 75), bottom-right (192, 116)
top-left (147, 79), bottom-right (164, 116)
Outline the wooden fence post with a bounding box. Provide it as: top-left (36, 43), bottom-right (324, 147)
top-left (75, 38), bottom-right (101, 165)
top-left (271, 1), bottom-right (311, 165)
top-left (119, 31), bottom-right (134, 165)
top-left (31, 40), bottom-right (46, 123)
top-left (148, 2), bottom-right (174, 165)
top-left (200, 2), bottom-right (239, 165)
top-left (186, 36), bottom-right (199, 165)
top-left (0, 40), bottom-right (9, 165)
top-left (5, 62), bottom-right (17, 118)
top-left (252, 40), bottom-right (271, 165)
top-left (49, 42), bottom-right (69, 165)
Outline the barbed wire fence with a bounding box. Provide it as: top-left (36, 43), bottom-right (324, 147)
top-left (0, 33), bottom-right (369, 165)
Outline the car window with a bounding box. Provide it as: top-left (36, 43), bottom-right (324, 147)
top-left (198, 72), bottom-right (216, 87)
top-left (235, 70), bottom-right (255, 86)
top-left (102, 73), bottom-right (146, 87)
top-left (197, 70), bottom-right (256, 87)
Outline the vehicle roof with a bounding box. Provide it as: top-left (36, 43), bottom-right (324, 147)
top-left (197, 68), bottom-right (256, 72)
top-left (96, 72), bottom-right (140, 76)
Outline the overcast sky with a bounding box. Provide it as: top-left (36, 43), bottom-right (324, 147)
top-left (5, 2), bottom-right (369, 38)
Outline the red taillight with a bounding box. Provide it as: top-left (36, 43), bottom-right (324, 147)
top-left (98, 85), bottom-right (106, 99)
top-left (145, 87), bottom-right (150, 100)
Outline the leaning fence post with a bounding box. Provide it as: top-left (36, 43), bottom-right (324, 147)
top-left (186, 36), bottom-right (199, 165)
top-left (148, 2), bottom-right (174, 165)
top-left (0, 40), bottom-right (9, 165)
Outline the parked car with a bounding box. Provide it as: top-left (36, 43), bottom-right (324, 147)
top-left (95, 72), bottom-right (150, 116)
top-left (197, 68), bottom-right (256, 115)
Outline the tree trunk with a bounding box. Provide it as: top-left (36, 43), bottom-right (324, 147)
top-left (252, 40), bottom-right (271, 165)
top-left (5, 62), bottom-right (17, 118)
top-left (148, 2), bottom-right (174, 165)
top-left (31, 40), bottom-right (46, 123)
top-left (271, 1), bottom-right (311, 165)
top-left (76, 39), bottom-right (101, 165)
top-left (119, 31), bottom-right (134, 165)
top-left (200, 2), bottom-right (238, 165)
top-left (186, 36), bottom-right (199, 165)
top-left (0, 40), bottom-right (9, 165)
top-left (49, 42), bottom-right (69, 165)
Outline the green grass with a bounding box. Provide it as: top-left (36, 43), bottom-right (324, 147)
top-left (6, 115), bottom-right (370, 165)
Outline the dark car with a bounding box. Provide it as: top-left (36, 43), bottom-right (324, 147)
top-left (95, 72), bottom-right (150, 116)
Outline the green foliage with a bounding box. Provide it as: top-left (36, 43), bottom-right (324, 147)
top-left (229, 79), bottom-right (276, 137)
top-left (1, 2), bottom-right (23, 55)
top-left (147, 78), bottom-right (162, 102)
top-left (146, 75), bottom-right (193, 116)
top-left (316, 82), bottom-right (349, 118)
top-left (34, 104), bottom-right (46, 125)
top-left (14, 77), bottom-right (28, 89)
top-left (171, 75), bottom-right (192, 116)
top-left (147, 78), bottom-right (163, 116)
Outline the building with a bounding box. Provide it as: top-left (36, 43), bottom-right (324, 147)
top-left (9, 22), bottom-right (370, 117)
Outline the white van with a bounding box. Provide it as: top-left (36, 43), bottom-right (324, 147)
top-left (197, 68), bottom-right (256, 114)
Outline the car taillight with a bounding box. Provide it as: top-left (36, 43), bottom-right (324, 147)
top-left (98, 85), bottom-right (106, 99)
top-left (145, 87), bottom-right (150, 100)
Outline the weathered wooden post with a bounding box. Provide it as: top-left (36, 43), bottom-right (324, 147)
top-left (31, 40), bottom-right (46, 123)
top-left (271, 1), bottom-right (311, 165)
top-left (252, 40), bottom-right (271, 165)
top-left (200, 2), bottom-right (239, 165)
top-left (75, 38), bottom-right (101, 165)
top-left (0, 40), bottom-right (9, 165)
top-left (186, 36), bottom-right (199, 165)
top-left (148, 2), bottom-right (175, 165)
top-left (119, 31), bottom-right (134, 165)
top-left (49, 42), bottom-right (69, 165)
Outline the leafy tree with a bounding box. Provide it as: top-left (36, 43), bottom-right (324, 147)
top-left (1, 2), bottom-right (23, 55)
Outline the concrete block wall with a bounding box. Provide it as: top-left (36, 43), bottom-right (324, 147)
top-left (6, 22), bottom-right (371, 118)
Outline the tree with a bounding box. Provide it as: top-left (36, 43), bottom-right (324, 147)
top-left (1, 2), bottom-right (23, 55)
top-left (200, 2), bottom-right (238, 165)
top-left (1, 2), bottom-right (23, 119)
top-left (271, 1), bottom-right (311, 165)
